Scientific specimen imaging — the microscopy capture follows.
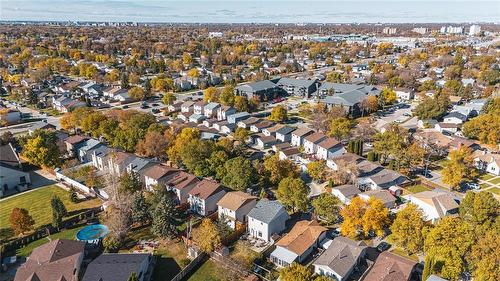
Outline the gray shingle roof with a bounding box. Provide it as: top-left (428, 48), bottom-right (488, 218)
top-left (82, 253), bottom-right (151, 281)
top-left (313, 237), bottom-right (366, 278)
top-left (277, 77), bottom-right (316, 88)
top-left (247, 199), bottom-right (289, 224)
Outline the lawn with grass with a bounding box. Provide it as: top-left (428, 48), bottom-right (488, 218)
top-left (0, 185), bottom-right (102, 230)
top-left (488, 177), bottom-right (500, 185)
top-left (390, 247), bottom-right (419, 262)
top-left (15, 225), bottom-right (85, 257)
top-left (479, 173), bottom-right (495, 181)
top-left (152, 240), bottom-right (189, 281)
top-left (405, 184), bottom-right (432, 194)
top-left (187, 259), bottom-right (226, 281)
top-left (480, 183), bottom-right (492, 189)
top-left (488, 188), bottom-right (500, 196)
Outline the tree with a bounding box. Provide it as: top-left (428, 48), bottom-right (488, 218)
top-left (192, 218), bottom-right (221, 253)
top-left (390, 204), bottom-right (425, 254)
top-left (151, 194), bottom-right (178, 239)
top-left (329, 117), bottom-right (353, 141)
top-left (167, 128), bottom-right (200, 165)
top-left (307, 160), bottom-right (327, 182)
top-left (120, 72), bottom-right (129, 89)
top-left (360, 95), bottom-right (379, 114)
top-left (441, 147), bottom-right (478, 189)
top-left (414, 93), bottom-right (450, 120)
top-left (379, 87), bottom-right (397, 106)
top-left (269, 105), bottom-right (288, 122)
top-left (103, 234), bottom-right (122, 253)
top-left (127, 272), bottom-right (138, 281)
top-left (131, 193), bottom-right (151, 226)
top-left (276, 177), bottom-right (309, 213)
top-left (51, 195), bottom-right (67, 228)
top-left (468, 229), bottom-right (500, 281)
top-left (362, 198), bottom-right (389, 237)
top-left (187, 68), bottom-right (199, 78)
top-left (234, 127), bottom-right (250, 142)
top-left (311, 193), bottom-right (341, 224)
top-left (203, 87), bottom-right (219, 102)
top-left (462, 113), bottom-right (500, 146)
top-left (459, 191), bottom-right (499, 229)
top-left (263, 154), bottom-right (299, 186)
top-left (279, 263), bottom-right (312, 281)
top-left (21, 129), bottom-right (61, 168)
top-left (129, 86), bottom-right (146, 100)
top-left (234, 96), bottom-right (249, 112)
top-left (373, 124), bottom-right (407, 164)
top-left (162, 92), bottom-right (176, 105)
top-left (219, 86), bottom-right (235, 106)
top-left (424, 217), bottom-right (473, 280)
top-left (117, 172), bottom-right (141, 195)
top-left (9, 208), bottom-right (35, 235)
top-left (221, 156), bottom-right (254, 191)
top-left (135, 130), bottom-right (169, 159)
top-left (179, 139), bottom-right (215, 177)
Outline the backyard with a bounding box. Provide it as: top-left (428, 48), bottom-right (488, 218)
top-left (15, 225), bottom-right (86, 257)
top-left (0, 185), bottom-right (102, 231)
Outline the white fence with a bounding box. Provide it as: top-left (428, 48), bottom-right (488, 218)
top-left (54, 167), bottom-right (93, 195)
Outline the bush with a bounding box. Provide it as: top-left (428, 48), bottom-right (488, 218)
top-left (103, 235), bottom-right (121, 253)
top-left (69, 192), bottom-right (79, 203)
top-left (179, 258), bottom-right (191, 268)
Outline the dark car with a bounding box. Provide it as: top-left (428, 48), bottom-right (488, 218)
top-left (377, 242), bottom-right (391, 252)
top-left (152, 103), bottom-right (159, 107)
top-left (122, 105), bottom-right (129, 109)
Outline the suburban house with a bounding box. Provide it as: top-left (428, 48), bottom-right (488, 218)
top-left (404, 191), bottom-right (459, 223)
top-left (443, 112), bottom-right (468, 124)
top-left (143, 164), bottom-right (179, 190)
top-left (326, 153), bottom-right (363, 170)
top-left (250, 120), bottom-right (274, 133)
top-left (262, 124), bottom-right (285, 137)
top-left (270, 220), bottom-right (327, 267)
top-left (82, 253), bottom-right (153, 281)
top-left (316, 138), bottom-right (345, 160)
top-left (358, 190), bottom-right (397, 209)
top-left (14, 239), bottom-right (85, 281)
top-left (77, 138), bottom-right (103, 163)
top-left (435, 122), bottom-right (461, 134)
top-left (313, 237), bottom-right (367, 281)
top-left (234, 80), bottom-right (284, 101)
top-left (217, 105), bottom-right (237, 120)
top-left (319, 83), bottom-right (380, 116)
top-left (189, 113), bottom-right (206, 124)
top-left (395, 88), bottom-right (415, 102)
top-left (181, 101), bottom-right (194, 113)
top-left (358, 168), bottom-right (407, 190)
top-left (91, 145), bottom-right (112, 171)
top-left (237, 116), bottom-right (260, 129)
top-left (362, 251), bottom-right (416, 281)
top-left (204, 102), bottom-right (221, 118)
top-left (63, 135), bottom-right (89, 158)
top-left (291, 128), bottom-right (314, 147)
top-left (107, 151), bottom-right (136, 176)
top-left (227, 112), bottom-right (250, 124)
top-left (303, 132), bottom-right (327, 154)
top-left (254, 134), bottom-right (278, 150)
top-left (276, 77), bottom-right (317, 97)
top-left (188, 179), bottom-right (226, 216)
top-left (217, 191), bottom-right (258, 229)
top-left (275, 126), bottom-right (296, 143)
top-left (193, 100), bottom-right (206, 115)
top-left (220, 122), bottom-right (237, 134)
top-left (247, 199), bottom-right (290, 242)
top-left (0, 143), bottom-right (31, 197)
top-left (473, 150), bottom-right (500, 176)
top-left (165, 171), bottom-right (200, 204)
top-left (331, 184), bottom-right (361, 204)
top-left (279, 147), bottom-right (301, 161)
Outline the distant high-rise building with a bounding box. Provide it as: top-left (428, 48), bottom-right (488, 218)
top-left (441, 26), bottom-right (464, 34)
top-left (383, 27), bottom-right (397, 35)
top-left (412, 27), bottom-right (428, 35)
top-left (469, 25), bottom-right (481, 36)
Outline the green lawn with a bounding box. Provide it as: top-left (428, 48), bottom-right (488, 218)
top-left (0, 185), bottom-right (102, 230)
top-left (390, 247), bottom-right (419, 262)
top-left (16, 225), bottom-right (85, 257)
top-left (152, 240), bottom-right (189, 281)
top-left (480, 183), bottom-right (492, 189)
top-left (405, 184), bottom-right (432, 194)
top-left (479, 173), bottom-right (495, 181)
top-left (488, 177), bottom-right (500, 185)
top-left (187, 259), bottom-right (226, 281)
top-left (488, 188), bottom-right (500, 196)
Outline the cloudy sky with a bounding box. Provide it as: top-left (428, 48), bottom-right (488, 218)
top-left (1, 1), bottom-right (498, 23)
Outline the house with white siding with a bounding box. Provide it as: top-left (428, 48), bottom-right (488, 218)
top-left (217, 191), bottom-right (258, 230)
top-left (303, 132), bottom-right (327, 154)
top-left (247, 199), bottom-right (290, 242)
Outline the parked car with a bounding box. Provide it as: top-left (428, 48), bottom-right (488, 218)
top-left (377, 242), bottom-right (391, 252)
top-left (122, 105), bottom-right (129, 109)
top-left (466, 182), bottom-right (480, 190)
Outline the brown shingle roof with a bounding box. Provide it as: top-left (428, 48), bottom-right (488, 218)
top-left (304, 132), bottom-right (326, 144)
top-left (291, 128), bottom-right (314, 137)
top-left (143, 164), bottom-right (178, 180)
top-left (188, 179), bottom-right (224, 200)
top-left (317, 137), bottom-right (341, 150)
top-left (217, 191), bottom-right (257, 211)
top-left (14, 239), bottom-right (85, 281)
top-left (362, 251), bottom-right (416, 281)
top-left (276, 220), bottom-right (327, 256)
top-left (64, 135), bottom-right (88, 145)
top-left (167, 171), bottom-right (199, 190)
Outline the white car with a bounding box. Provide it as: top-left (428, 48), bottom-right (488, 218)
top-left (467, 182), bottom-right (480, 190)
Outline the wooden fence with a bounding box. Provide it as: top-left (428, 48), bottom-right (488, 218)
top-left (170, 253), bottom-right (206, 281)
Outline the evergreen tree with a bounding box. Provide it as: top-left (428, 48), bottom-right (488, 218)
top-left (51, 195), bottom-right (67, 228)
top-left (131, 193), bottom-right (151, 225)
top-left (121, 72), bottom-right (129, 89)
top-left (151, 194), bottom-right (178, 239)
top-left (127, 272), bottom-right (138, 281)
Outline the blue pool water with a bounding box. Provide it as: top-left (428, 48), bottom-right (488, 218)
top-left (76, 224), bottom-right (109, 241)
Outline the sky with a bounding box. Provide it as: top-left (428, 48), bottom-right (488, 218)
top-left (1, 1), bottom-right (499, 23)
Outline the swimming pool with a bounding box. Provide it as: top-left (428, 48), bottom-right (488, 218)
top-left (76, 224), bottom-right (109, 242)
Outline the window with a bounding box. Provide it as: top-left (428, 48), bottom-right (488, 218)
top-left (20, 176), bottom-right (26, 183)
top-left (258, 231), bottom-right (262, 237)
